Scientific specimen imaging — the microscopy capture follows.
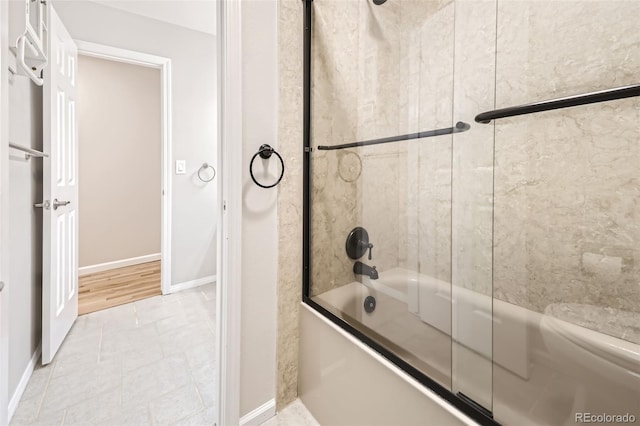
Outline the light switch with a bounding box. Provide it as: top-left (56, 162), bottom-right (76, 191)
top-left (175, 160), bottom-right (186, 175)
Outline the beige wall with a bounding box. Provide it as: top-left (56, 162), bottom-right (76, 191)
top-left (78, 55), bottom-right (161, 267)
top-left (240, 0), bottom-right (279, 418)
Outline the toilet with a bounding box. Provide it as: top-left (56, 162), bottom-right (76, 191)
top-left (540, 303), bottom-right (640, 419)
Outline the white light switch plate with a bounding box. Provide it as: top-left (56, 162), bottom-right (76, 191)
top-left (175, 160), bottom-right (186, 175)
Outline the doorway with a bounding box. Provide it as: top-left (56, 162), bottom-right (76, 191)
top-left (75, 51), bottom-right (166, 315)
top-left (2, 1), bottom-right (219, 423)
top-left (75, 42), bottom-right (172, 317)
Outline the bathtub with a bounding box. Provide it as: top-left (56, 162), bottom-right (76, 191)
top-left (299, 304), bottom-right (476, 426)
top-left (315, 267), bottom-right (531, 380)
top-left (310, 267), bottom-right (640, 425)
top-left (314, 277), bottom-right (453, 387)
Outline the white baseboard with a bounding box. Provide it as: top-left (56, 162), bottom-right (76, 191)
top-left (78, 253), bottom-right (161, 276)
top-left (8, 344), bottom-right (41, 422)
top-left (166, 275), bottom-right (217, 295)
top-left (239, 399), bottom-right (276, 426)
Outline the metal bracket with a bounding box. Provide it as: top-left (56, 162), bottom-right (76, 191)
top-left (34, 200), bottom-right (50, 209)
top-left (304, 147), bottom-right (312, 153)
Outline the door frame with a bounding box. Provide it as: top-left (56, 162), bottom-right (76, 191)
top-left (216, 0), bottom-right (242, 424)
top-left (0, 1), bottom-right (10, 423)
top-left (73, 41), bottom-right (173, 295)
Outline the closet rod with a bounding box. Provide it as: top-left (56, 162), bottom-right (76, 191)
top-left (475, 83), bottom-right (640, 124)
top-left (9, 142), bottom-right (48, 159)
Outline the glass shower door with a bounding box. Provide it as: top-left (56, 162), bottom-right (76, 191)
top-left (306, 0), bottom-right (497, 420)
top-left (488, 2), bottom-right (640, 425)
top-left (304, 1), bottom-right (640, 424)
top-left (450, 0), bottom-right (497, 414)
top-left (307, 0), bottom-right (461, 395)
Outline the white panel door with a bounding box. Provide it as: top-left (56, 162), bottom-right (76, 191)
top-left (42, 8), bottom-right (78, 365)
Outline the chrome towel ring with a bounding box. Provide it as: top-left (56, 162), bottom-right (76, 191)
top-left (198, 163), bottom-right (216, 183)
top-left (250, 144), bottom-right (285, 189)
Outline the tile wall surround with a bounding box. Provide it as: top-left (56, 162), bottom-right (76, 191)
top-left (276, 0), bottom-right (305, 410)
top-left (310, 0), bottom-right (457, 297)
top-left (304, 0), bottom-right (640, 333)
top-left (451, 0), bottom-right (497, 299)
top-left (493, 1), bottom-right (640, 319)
top-left (276, 0), bottom-right (640, 413)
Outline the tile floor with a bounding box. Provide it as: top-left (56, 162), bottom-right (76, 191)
top-left (11, 284), bottom-right (216, 426)
top-left (262, 400), bottom-right (320, 426)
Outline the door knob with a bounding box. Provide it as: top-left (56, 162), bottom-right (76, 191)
top-left (52, 199), bottom-right (70, 210)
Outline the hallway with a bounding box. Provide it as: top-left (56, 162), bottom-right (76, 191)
top-left (10, 284), bottom-right (216, 425)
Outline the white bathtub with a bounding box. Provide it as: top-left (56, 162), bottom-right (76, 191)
top-left (299, 305), bottom-right (475, 426)
top-left (316, 267), bottom-right (531, 380)
top-left (311, 267), bottom-right (640, 425)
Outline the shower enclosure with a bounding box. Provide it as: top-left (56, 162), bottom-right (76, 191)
top-left (301, 1), bottom-right (640, 425)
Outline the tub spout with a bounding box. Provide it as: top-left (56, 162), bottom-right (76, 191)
top-left (353, 261), bottom-right (378, 280)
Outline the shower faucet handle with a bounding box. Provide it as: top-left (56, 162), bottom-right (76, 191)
top-left (346, 227), bottom-right (374, 260)
top-left (358, 240), bottom-right (374, 260)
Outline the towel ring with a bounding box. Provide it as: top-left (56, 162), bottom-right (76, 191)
top-left (250, 144), bottom-right (285, 189)
top-left (198, 163), bottom-right (216, 183)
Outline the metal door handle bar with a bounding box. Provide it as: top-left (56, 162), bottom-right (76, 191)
top-left (317, 122), bottom-right (471, 151)
top-left (474, 83), bottom-right (640, 124)
top-left (52, 199), bottom-right (70, 210)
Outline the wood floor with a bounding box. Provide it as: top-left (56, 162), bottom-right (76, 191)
top-left (78, 260), bottom-right (162, 315)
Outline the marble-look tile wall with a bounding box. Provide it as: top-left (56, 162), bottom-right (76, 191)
top-left (309, 0), bottom-right (363, 294)
top-left (309, 0), bottom-right (456, 296)
top-left (450, 0), bottom-right (497, 410)
top-left (493, 1), bottom-right (640, 324)
top-left (277, 0), bottom-right (304, 410)
top-left (451, 0), bottom-right (496, 298)
top-left (411, 2), bottom-right (456, 283)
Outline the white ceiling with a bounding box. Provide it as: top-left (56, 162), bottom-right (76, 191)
top-left (88, 0), bottom-right (216, 36)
